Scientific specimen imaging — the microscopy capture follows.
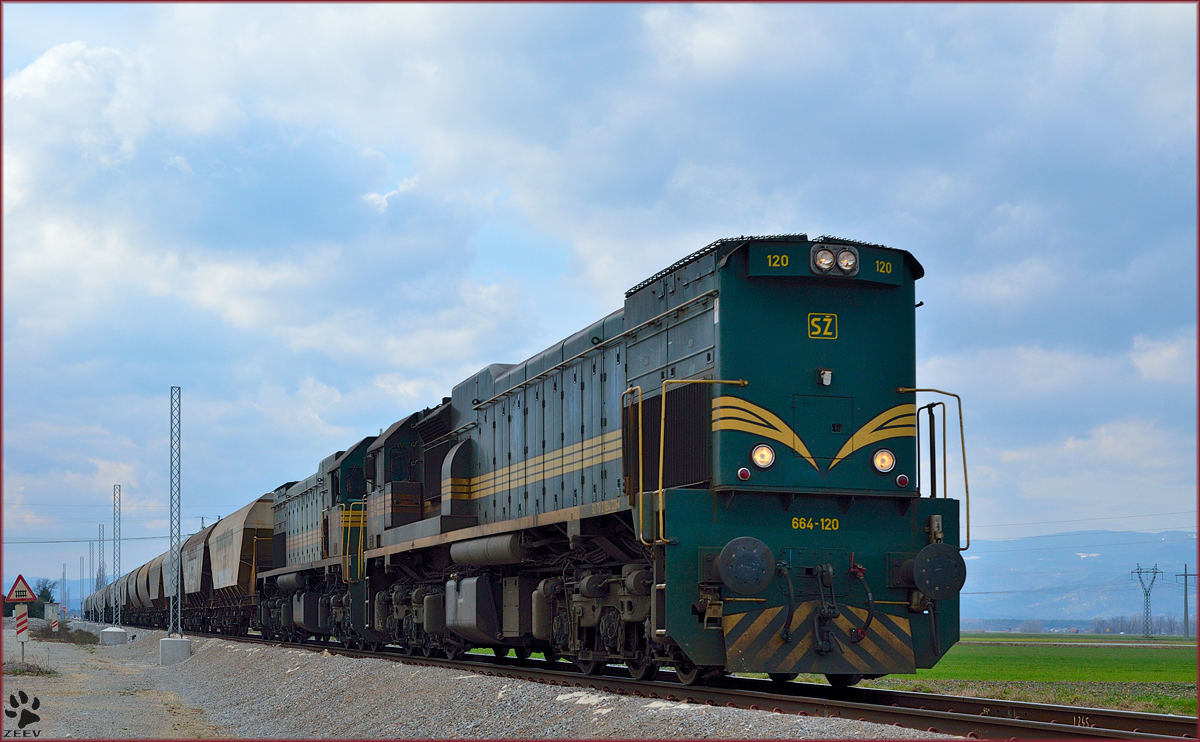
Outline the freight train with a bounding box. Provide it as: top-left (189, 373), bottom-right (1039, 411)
top-left (87, 234), bottom-right (969, 688)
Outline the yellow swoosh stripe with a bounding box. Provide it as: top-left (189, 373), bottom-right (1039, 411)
top-left (828, 404), bottom-right (916, 470)
top-left (712, 397), bottom-right (819, 471)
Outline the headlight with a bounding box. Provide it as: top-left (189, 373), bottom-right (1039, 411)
top-left (814, 249), bottom-right (835, 271)
top-left (751, 444), bottom-right (775, 469)
top-left (872, 449), bottom-right (896, 473)
top-left (837, 250), bottom-right (857, 271)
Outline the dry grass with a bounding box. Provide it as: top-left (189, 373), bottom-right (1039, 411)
top-left (3, 645), bottom-right (59, 677)
top-left (30, 624), bottom-right (99, 645)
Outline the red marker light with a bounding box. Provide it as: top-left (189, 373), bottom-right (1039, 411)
top-left (895, 474), bottom-right (909, 487)
top-left (737, 467), bottom-right (751, 481)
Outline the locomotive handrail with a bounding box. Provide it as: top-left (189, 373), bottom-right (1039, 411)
top-left (621, 386), bottom-right (651, 546)
top-left (472, 290), bottom-right (719, 411)
top-left (340, 501), bottom-right (366, 583)
top-left (250, 535), bottom-right (263, 595)
top-left (897, 388), bottom-right (970, 551)
top-left (357, 501), bottom-right (367, 582)
top-left (656, 378), bottom-right (749, 545)
top-left (915, 402), bottom-right (947, 497)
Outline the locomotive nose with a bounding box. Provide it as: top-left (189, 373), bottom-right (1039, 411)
top-left (908, 542), bottom-right (968, 599)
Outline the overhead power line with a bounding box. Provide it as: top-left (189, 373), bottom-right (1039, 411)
top-left (4, 534), bottom-right (195, 545)
top-left (963, 580), bottom-right (1139, 596)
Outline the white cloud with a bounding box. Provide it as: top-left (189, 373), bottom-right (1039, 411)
top-left (362, 175), bottom-right (417, 213)
top-left (250, 377), bottom-right (350, 441)
top-left (4, 41), bottom-right (148, 167)
top-left (641, 5), bottom-right (830, 82)
top-left (165, 154), bottom-right (192, 174)
top-left (2, 144), bottom-right (32, 215)
top-left (0, 477), bottom-right (52, 528)
top-left (1040, 5), bottom-right (1197, 154)
top-left (920, 331), bottom-right (1198, 408)
top-left (920, 344), bottom-right (1120, 401)
top-left (955, 256), bottom-right (1060, 309)
top-left (1132, 329), bottom-right (1196, 385)
top-left (4, 217), bottom-right (333, 334)
top-left (968, 419), bottom-right (1195, 539)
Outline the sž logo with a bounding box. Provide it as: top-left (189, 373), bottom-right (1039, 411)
top-left (3, 691), bottom-right (40, 737)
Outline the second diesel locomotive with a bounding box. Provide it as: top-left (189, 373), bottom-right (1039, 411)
top-left (91, 233), bottom-right (969, 687)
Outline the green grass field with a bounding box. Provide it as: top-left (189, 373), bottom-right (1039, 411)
top-left (960, 631), bottom-right (1196, 646)
top-left (822, 632), bottom-right (1197, 715)
top-left (927, 634), bottom-right (1196, 683)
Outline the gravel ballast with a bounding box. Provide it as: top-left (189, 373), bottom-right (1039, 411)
top-left (5, 622), bottom-right (958, 739)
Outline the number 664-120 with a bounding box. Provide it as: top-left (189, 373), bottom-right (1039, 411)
top-left (792, 517), bottom-right (838, 530)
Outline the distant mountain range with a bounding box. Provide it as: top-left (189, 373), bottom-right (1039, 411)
top-left (958, 530), bottom-right (1197, 620)
top-left (11, 529), bottom-right (1197, 621)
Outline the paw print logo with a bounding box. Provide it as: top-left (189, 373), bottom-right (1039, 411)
top-left (5, 691), bottom-right (40, 729)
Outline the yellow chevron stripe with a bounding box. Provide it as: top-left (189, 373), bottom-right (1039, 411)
top-left (712, 397), bottom-right (819, 471)
top-left (779, 624), bottom-right (816, 668)
top-left (727, 605), bottom-right (783, 660)
top-left (755, 602), bottom-right (816, 667)
top-left (828, 404), bottom-right (916, 470)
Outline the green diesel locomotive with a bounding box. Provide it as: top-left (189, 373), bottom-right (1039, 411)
top-left (93, 234), bottom-right (969, 688)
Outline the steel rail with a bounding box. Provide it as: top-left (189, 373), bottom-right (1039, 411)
top-left (174, 629), bottom-right (1195, 740)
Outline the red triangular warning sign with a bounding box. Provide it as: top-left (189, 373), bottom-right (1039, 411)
top-left (6, 574), bottom-right (36, 602)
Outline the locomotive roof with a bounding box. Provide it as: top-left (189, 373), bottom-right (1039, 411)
top-left (625, 233), bottom-right (924, 297)
top-left (331, 435), bottom-right (375, 469)
top-left (367, 412), bottom-right (422, 454)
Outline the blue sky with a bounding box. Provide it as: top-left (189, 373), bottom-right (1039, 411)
top-left (4, 4), bottom-right (1196, 595)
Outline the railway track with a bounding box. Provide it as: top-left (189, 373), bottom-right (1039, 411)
top-left (184, 629), bottom-right (1196, 740)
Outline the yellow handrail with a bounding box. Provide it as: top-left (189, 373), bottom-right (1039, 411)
top-left (340, 502), bottom-right (365, 583)
top-left (621, 386), bottom-right (649, 545)
top-left (656, 378), bottom-right (749, 544)
top-left (898, 387), bottom-right (970, 551)
top-left (357, 501), bottom-right (366, 581)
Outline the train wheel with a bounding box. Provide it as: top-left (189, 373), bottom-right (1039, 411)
top-left (826, 674), bottom-right (863, 688)
top-left (422, 643), bottom-right (439, 658)
top-left (674, 659), bottom-right (704, 686)
top-left (576, 659), bottom-right (606, 676)
top-left (627, 656), bottom-right (658, 682)
top-left (542, 647), bottom-right (560, 664)
top-left (513, 647), bottom-right (531, 661)
top-left (768, 673), bottom-right (798, 683)
top-left (444, 645), bottom-right (462, 661)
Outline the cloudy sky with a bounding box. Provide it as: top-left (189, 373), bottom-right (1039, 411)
top-left (4, 4), bottom-right (1196, 602)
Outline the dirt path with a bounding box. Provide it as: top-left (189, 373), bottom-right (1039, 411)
top-left (2, 628), bottom-right (229, 739)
